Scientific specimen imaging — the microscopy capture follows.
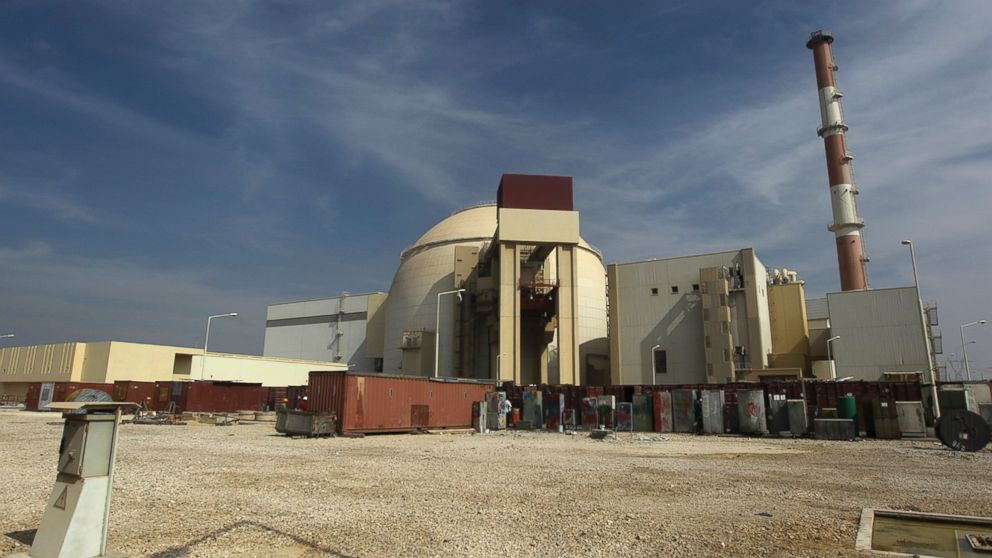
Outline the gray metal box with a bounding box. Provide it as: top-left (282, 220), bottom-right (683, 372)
top-left (700, 390), bottom-right (724, 434)
top-left (768, 394), bottom-right (790, 435)
top-left (737, 390), bottom-right (768, 435)
top-left (787, 399), bottom-right (808, 436)
top-left (58, 416), bottom-right (114, 478)
top-left (896, 401), bottom-right (926, 437)
top-left (814, 418), bottom-right (855, 440)
top-left (671, 389), bottom-right (698, 433)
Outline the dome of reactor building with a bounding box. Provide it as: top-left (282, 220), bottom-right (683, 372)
top-left (380, 202), bottom-right (608, 382)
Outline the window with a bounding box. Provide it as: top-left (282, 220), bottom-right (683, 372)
top-left (670, 286), bottom-right (679, 294)
top-left (704, 335), bottom-right (711, 348)
top-left (653, 348), bottom-right (668, 374)
top-left (701, 282), bottom-right (708, 294)
top-left (703, 308), bottom-right (710, 321)
top-left (650, 288), bottom-right (659, 295)
top-left (707, 363), bottom-right (714, 375)
top-left (719, 294), bottom-right (728, 306)
top-left (723, 349), bottom-right (730, 362)
top-left (692, 284), bottom-right (700, 292)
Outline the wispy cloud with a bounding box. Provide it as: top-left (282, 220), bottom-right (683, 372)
top-left (0, 179), bottom-right (99, 224)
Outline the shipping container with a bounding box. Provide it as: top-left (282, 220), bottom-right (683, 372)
top-left (24, 382), bottom-right (115, 411)
top-left (169, 381), bottom-right (270, 413)
top-left (308, 371), bottom-right (493, 434)
top-left (112, 381), bottom-right (158, 409)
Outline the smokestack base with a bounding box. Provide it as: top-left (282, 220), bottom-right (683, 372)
top-left (806, 30), bottom-right (834, 49)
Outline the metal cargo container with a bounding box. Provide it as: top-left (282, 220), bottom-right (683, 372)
top-left (671, 389), bottom-right (698, 433)
top-left (24, 382), bottom-right (115, 411)
top-left (597, 395), bottom-right (616, 429)
top-left (308, 371), bottom-right (493, 434)
top-left (580, 397), bottom-right (599, 429)
top-left (653, 391), bottom-right (673, 433)
top-left (896, 401), bottom-right (926, 437)
top-left (869, 398), bottom-right (900, 439)
top-left (112, 381), bottom-right (157, 409)
top-left (787, 399), bottom-right (808, 436)
top-left (275, 410), bottom-right (336, 437)
top-left (814, 418), bottom-right (856, 440)
top-left (170, 381), bottom-right (270, 413)
top-left (737, 390), bottom-right (768, 435)
top-left (768, 394), bottom-right (790, 435)
top-left (631, 394), bottom-right (653, 432)
top-left (616, 402), bottom-right (633, 431)
top-left (700, 390), bottom-right (724, 434)
top-left (521, 390), bottom-right (543, 429)
top-left (544, 393), bottom-right (565, 431)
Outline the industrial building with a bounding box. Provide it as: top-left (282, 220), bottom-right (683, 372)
top-left (0, 340), bottom-right (346, 400)
top-left (263, 292), bottom-right (387, 371)
top-left (607, 249), bottom-right (811, 385)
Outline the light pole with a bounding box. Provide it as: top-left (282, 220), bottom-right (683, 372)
top-left (0, 334), bottom-right (13, 340)
top-left (434, 289), bottom-right (465, 378)
top-left (902, 240), bottom-right (940, 418)
top-left (650, 344), bottom-right (661, 385)
top-left (960, 320), bottom-right (987, 381)
top-left (826, 336), bottom-right (841, 380)
top-left (202, 312), bottom-right (238, 380)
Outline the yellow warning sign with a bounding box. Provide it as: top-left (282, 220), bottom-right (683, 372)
top-left (54, 486), bottom-right (67, 510)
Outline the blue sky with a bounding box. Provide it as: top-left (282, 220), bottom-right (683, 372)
top-left (1, 1), bottom-right (990, 377)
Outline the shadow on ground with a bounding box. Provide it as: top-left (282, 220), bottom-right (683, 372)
top-left (147, 520), bottom-right (353, 558)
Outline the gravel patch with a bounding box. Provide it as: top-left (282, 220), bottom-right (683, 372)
top-left (1, 410), bottom-right (990, 557)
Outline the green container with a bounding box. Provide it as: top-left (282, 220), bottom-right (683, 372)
top-left (837, 395), bottom-right (858, 434)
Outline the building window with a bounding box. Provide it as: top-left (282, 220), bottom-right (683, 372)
top-left (723, 349), bottom-right (730, 362)
top-left (650, 288), bottom-right (658, 295)
top-left (704, 335), bottom-right (711, 348)
top-left (671, 286), bottom-right (679, 294)
top-left (653, 348), bottom-right (668, 374)
top-left (719, 294), bottom-right (728, 306)
top-left (692, 284), bottom-right (700, 292)
top-left (703, 308), bottom-right (710, 321)
top-left (707, 363), bottom-right (714, 375)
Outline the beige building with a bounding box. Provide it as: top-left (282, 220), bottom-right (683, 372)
top-left (0, 340), bottom-right (347, 400)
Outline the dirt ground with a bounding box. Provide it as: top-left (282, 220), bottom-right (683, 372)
top-left (1, 410), bottom-right (990, 557)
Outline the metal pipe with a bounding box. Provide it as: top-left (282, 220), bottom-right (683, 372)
top-left (650, 344), bottom-right (661, 386)
top-left (807, 30), bottom-right (868, 291)
top-left (434, 289), bottom-right (465, 378)
top-left (901, 240), bottom-right (939, 418)
top-left (826, 336), bottom-right (841, 380)
top-left (960, 320), bottom-right (987, 381)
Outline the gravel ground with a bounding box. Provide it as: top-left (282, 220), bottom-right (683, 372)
top-left (1, 410), bottom-right (991, 557)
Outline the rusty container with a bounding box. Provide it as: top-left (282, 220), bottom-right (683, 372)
top-left (308, 371), bottom-right (493, 434)
top-left (113, 381), bottom-right (158, 409)
top-left (171, 381), bottom-right (269, 413)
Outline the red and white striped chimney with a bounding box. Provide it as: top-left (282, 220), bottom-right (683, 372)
top-left (807, 30), bottom-right (868, 291)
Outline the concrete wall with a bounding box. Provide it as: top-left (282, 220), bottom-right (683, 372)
top-left (826, 287), bottom-right (929, 380)
top-left (191, 353), bottom-right (347, 386)
top-left (263, 292), bottom-right (386, 371)
top-left (768, 282), bottom-right (810, 372)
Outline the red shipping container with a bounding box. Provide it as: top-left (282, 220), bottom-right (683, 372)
top-left (170, 381), bottom-right (269, 413)
top-left (308, 372), bottom-right (493, 434)
top-left (113, 381), bottom-right (158, 409)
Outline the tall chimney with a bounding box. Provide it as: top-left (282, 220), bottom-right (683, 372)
top-left (807, 30), bottom-right (868, 291)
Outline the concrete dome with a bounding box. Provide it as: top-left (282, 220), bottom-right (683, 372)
top-left (382, 203), bottom-right (608, 378)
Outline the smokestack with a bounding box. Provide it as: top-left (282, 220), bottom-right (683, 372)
top-left (807, 30), bottom-right (868, 291)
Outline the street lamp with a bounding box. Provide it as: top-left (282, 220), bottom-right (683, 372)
top-left (434, 289), bottom-right (465, 378)
top-left (202, 312), bottom-right (238, 380)
top-left (0, 334), bottom-right (13, 340)
top-left (902, 240), bottom-right (940, 418)
top-left (826, 336), bottom-right (841, 380)
top-left (960, 320), bottom-right (987, 381)
top-left (650, 344), bottom-right (662, 385)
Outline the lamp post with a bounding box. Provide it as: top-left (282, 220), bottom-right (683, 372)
top-left (202, 312), bottom-right (238, 380)
top-left (434, 289), bottom-right (465, 378)
top-left (826, 336), bottom-right (841, 380)
top-left (960, 320), bottom-right (987, 381)
top-left (650, 344), bottom-right (661, 385)
top-left (902, 240), bottom-right (940, 418)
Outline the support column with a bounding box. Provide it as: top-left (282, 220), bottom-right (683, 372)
top-left (556, 245), bottom-right (580, 385)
